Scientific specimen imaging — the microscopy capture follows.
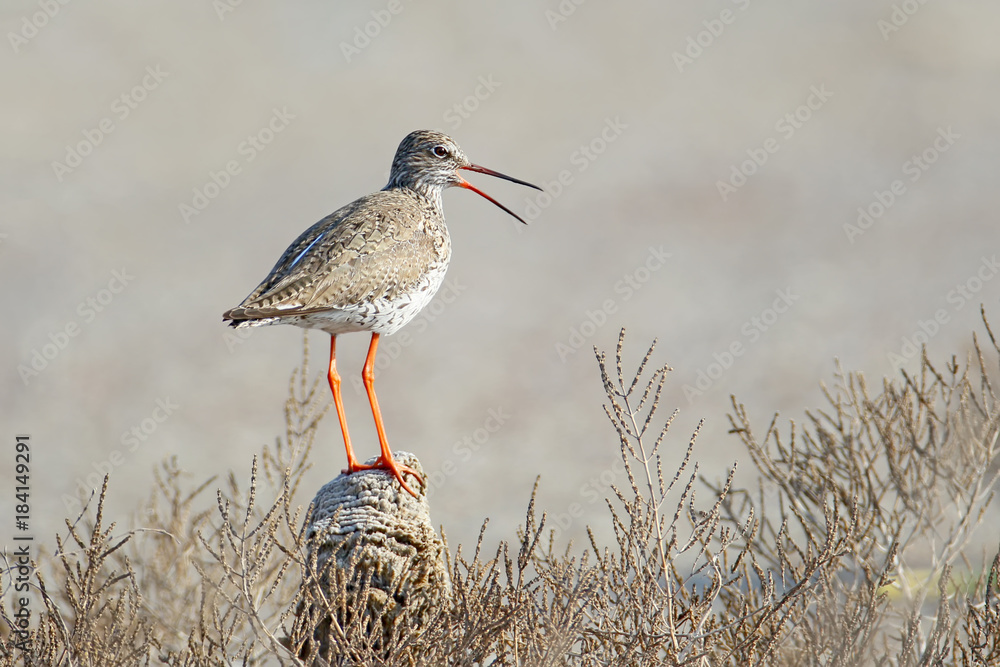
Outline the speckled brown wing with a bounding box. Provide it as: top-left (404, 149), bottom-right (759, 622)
top-left (224, 190), bottom-right (443, 321)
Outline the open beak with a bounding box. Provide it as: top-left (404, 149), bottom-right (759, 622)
top-left (457, 164), bottom-right (542, 225)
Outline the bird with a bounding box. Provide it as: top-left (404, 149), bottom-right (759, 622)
top-left (223, 130), bottom-right (541, 497)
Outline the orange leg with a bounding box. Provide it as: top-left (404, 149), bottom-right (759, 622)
top-left (355, 333), bottom-right (422, 497)
top-left (328, 335), bottom-right (363, 473)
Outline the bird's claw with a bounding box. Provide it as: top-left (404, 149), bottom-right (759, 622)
top-left (342, 457), bottom-right (423, 498)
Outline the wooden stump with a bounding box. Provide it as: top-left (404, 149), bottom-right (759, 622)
top-left (296, 452), bottom-right (450, 663)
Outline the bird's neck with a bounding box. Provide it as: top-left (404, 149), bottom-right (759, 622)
top-left (383, 181), bottom-right (444, 213)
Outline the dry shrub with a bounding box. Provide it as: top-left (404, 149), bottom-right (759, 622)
top-left (719, 308), bottom-right (1000, 665)
top-left (1, 319), bottom-right (998, 665)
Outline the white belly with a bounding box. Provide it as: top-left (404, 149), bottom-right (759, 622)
top-left (280, 262), bottom-right (450, 336)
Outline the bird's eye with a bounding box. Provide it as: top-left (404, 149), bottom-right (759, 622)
top-left (432, 145), bottom-right (449, 158)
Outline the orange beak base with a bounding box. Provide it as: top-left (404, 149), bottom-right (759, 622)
top-left (457, 164), bottom-right (542, 225)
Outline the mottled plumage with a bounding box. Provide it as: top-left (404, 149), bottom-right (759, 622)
top-left (224, 189), bottom-right (451, 335)
top-left (223, 130), bottom-right (540, 497)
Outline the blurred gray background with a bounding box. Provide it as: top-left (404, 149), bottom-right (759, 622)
top-left (3, 0), bottom-right (999, 550)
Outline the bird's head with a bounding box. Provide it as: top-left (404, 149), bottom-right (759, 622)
top-left (386, 130), bottom-right (541, 224)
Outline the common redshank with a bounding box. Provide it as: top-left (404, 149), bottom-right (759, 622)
top-left (223, 130), bottom-right (540, 497)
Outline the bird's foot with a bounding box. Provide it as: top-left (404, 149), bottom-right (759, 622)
top-left (342, 457), bottom-right (423, 498)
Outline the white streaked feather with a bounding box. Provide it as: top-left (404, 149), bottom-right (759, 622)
top-left (287, 231), bottom-right (326, 270)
